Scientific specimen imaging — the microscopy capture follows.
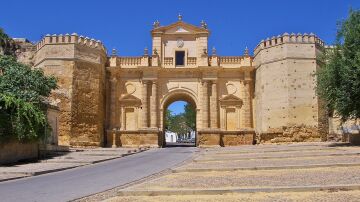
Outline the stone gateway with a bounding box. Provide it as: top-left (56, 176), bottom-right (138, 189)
top-left (31, 16), bottom-right (327, 147)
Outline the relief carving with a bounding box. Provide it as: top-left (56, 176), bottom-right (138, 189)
top-left (125, 83), bottom-right (136, 95)
top-left (226, 83), bottom-right (237, 95)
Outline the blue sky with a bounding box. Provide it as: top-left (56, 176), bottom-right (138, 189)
top-left (168, 101), bottom-right (187, 115)
top-left (1, 0), bottom-right (358, 56)
top-left (1, 0), bottom-right (359, 114)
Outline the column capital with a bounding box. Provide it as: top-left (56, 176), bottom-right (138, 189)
top-left (142, 80), bottom-right (151, 85)
top-left (202, 79), bottom-right (218, 84)
top-left (201, 80), bottom-right (211, 84)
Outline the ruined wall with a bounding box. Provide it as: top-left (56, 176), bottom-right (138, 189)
top-left (34, 34), bottom-right (107, 147)
top-left (0, 140), bottom-right (38, 164)
top-left (254, 33), bottom-right (326, 143)
top-left (13, 38), bottom-right (36, 66)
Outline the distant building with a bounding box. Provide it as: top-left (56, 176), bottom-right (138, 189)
top-left (165, 132), bottom-right (178, 143)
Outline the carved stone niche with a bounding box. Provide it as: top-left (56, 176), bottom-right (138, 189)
top-left (119, 94), bottom-right (141, 130)
top-left (219, 94), bottom-right (243, 131)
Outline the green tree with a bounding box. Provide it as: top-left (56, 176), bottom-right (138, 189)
top-left (0, 56), bottom-right (57, 103)
top-left (317, 9), bottom-right (360, 122)
top-left (164, 109), bottom-right (173, 131)
top-left (0, 55), bottom-right (57, 141)
top-left (184, 103), bottom-right (196, 131)
top-left (165, 103), bottom-right (196, 138)
top-left (167, 114), bottom-right (189, 137)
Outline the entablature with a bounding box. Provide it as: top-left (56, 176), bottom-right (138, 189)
top-left (106, 66), bottom-right (255, 81)
top-left (107, 55), bottom-right (253, 68)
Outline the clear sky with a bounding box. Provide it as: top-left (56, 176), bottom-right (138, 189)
top-left (1, 0), bottom-right (359, 56)
top-left (168, 101), bottom-right (187, 115)
top-left (1, 0), bottom-right (359, 114)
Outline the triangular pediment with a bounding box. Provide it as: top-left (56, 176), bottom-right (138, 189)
top-left (152, 21), bottom-right (209, 35)
top-left (119, 94), bottom-right (141, 106)
top-left (174, 26), bottom-right (189, 33)
top-left (220, 94), bottom-right (242, 101)
top-left (220, 94), bottom-right (243, 106)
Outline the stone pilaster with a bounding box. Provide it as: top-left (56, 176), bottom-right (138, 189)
top-left (210, 81), bottom-right (218, 128)
top-left (243, 81), bottom-right (252, 128)
top-left (150, 81), bottom-right (157, 128)
top-left (110, 78), bottom-right (117, 129)
top-left (115, 80), bottom-right (120, 128)
top-left (221, 106), bottom-right (226, 129)
top-left (112, 130), bottom-right (117, 148)
top-left (202, 81), bottom-right (209, 128)
top-left (141, 81), bottom-right (149, 128)
top-left (236, 106), bottom-right (241, 129)
top-left (120, 106), bottom-right (125, 130)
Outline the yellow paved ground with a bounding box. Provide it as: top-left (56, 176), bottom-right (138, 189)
top-left (106, 190), bottom-right (360, 202)
top-left (103, 143), bottom-right (360, 202)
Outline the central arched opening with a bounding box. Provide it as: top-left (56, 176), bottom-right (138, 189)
top-left (162, 91), bottom-right (197, 147)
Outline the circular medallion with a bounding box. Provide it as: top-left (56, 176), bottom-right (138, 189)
top-left (226, 83), bottom-right (237, 95)
top-left (125, 83), bottom-right (136, 94)
top-left (177, 38), bottom-right (184, 48)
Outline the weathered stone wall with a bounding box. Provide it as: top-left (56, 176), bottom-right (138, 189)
top-left (35, 58), bottom-right (75, 146)
top-left (221, 132), bottom-right (255, 146)
top-left (34, 34), bottom-right (107, 147)
top-left (254, 33), bottom-right (326, 143)
top-left (0, 140), bottom-right (38, 164)
top-left (197, 131), bottom-right (255, 147)
top-left (257, 124), bottom-right (321, 143)
top-left (70, 60), bottom-right (105, 146)
top-left (197, 132), bottom-right (221, 147)
top-left (106, 130), bottom-right (159, 147)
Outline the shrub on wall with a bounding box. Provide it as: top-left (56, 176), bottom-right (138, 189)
top-left (0, 55), bottom-right (57, 142)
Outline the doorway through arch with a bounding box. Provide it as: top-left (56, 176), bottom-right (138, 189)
top-left (161, 91), bottom-right (198, 147)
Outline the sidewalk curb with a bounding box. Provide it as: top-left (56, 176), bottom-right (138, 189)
top-left (1, 164), bottom-right (87, 176)
top-left (0, 148), bottom-right (150, 182)
top-left (194, 152), bottom-right (360, 162)
top-left (206, 147), bottom-right (341, 155)
top-left (172, 163), bottom-right (360, 173)
top-left (117, 184), bottom-right (360, 196)
top-left (0, 175), bottom-right (30, 183)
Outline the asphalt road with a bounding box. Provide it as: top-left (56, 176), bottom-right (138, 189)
top-left (0, 147), bottom-right (198, 202)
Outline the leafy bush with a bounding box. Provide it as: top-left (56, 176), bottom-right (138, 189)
top-left (0, 55), bottom-right (57, 142)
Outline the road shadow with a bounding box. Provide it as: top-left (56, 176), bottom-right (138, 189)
top-left (327, 142), bottom-right (360, 147)
top-left (165, 142), bottom-right (196, 147)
